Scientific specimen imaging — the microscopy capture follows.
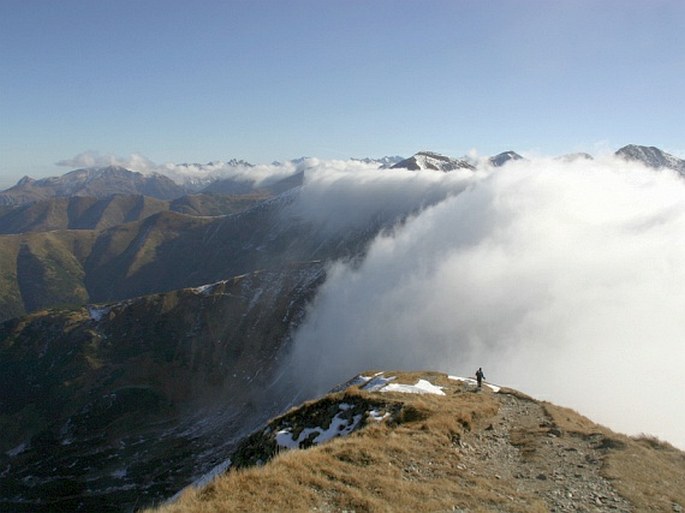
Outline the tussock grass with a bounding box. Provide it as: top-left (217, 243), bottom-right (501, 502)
top-left (604, 434), bottom-right (685, 513)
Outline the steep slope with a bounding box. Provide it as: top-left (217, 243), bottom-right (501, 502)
top-left (0, 166), bottom-right (186, 206)
top-left (0, 263), bottom-right (325, 513)
top-left (0, 230), bottom-right (98, 319)
top-left (147, 371), bottom-right (685, 513)
top-left (0, 194), bottom-right (170, 234)
top-left (615, 144), bottom-right (685, 175)
top-left (169, 192), bottom-right (271, 217)
top-left (83, 210), bottom-right (215, 301)
top-left (391, 151), bottom-right (476, 172)
top-left (0, 192), bottom-right (279, 235)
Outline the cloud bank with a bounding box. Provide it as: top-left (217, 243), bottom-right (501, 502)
top-left (287, 157), bottom-right (685, 449)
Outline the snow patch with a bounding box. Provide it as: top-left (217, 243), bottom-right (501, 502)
top-left (368, 409), bottom-right (390, 422)
top-left (448, 375), bottom-right (501, 393)
top-left (110, 468), bottom-right (127, 479)
top-left (358, 373), bottom-right (444, 395)
top-left (6, 442), bottom-right (27, 458)
top-left (87, 305), bottom-right (111, 322)
top-left (276, 405), bottom-right (363, 449)
top-left (360, 373), bottom-right (396, 392)
top-left (379, 379), bottom-right (445, 396)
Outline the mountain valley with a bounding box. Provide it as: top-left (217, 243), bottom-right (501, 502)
top-left (1, 144), bottom-right (684, 512)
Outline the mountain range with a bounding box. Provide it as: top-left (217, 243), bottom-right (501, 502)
top-left (1, 144), bottom-right (684, 512)
top-left (0, 167), bottom-right (186, 207)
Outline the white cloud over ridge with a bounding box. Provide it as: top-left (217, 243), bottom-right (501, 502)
top-left (56, 151), bottom-right (300, 187)
top-left (287, 157), bottom-right (685, 449)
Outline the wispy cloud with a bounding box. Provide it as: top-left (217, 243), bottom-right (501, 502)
top-left (56, 151), bottom-right (156, 171)
top-left (55, 151), bottom-right (303, 187)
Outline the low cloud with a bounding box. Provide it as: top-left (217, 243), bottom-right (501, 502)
top-left (289, 160), bottom-right (480, 233)
top-left (287, 157), bottom-right (685, 449)
top-left (56, 151), bottom-right (156, 172)
top-left (56, 151), bottom-right (302, 187)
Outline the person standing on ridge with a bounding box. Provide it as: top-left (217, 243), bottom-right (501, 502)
top-left (475, 367), bottom-right (485, 388)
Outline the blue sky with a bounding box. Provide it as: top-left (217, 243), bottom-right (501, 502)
top-left (1, 0), bottom-right (684, 186)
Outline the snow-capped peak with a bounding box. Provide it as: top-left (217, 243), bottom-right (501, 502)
top-left (390, 151), bottom-right (476, 172)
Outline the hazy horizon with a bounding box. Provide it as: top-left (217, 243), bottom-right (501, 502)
top-left (2, 1), bottom-right (684, 185)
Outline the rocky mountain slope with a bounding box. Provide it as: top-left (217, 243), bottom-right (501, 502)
top-left (145, 371), bottom-right (685, 513)
top-left (489, 150), bottom-right (524, 167)
top-left (0, 264), bottom-right (325, 513)
top-left (391, 151), bottom-right (476, 172)
top-left (616, 144), bottom-right (685, 175)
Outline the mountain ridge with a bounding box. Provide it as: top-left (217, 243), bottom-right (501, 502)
top-left (615, 144), bottom-right (685, 175)
top-left (143, 370), bottom-right (685, 513)
top-left (390, 151), bottom-right (476, 172)
top-left (0, 166), bottom-right (186, 207)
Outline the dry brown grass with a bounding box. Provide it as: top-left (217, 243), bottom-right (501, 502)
top-left (141, 372), bottom-right (684, 513)
top-left (603, 434), bottom-right (685, 513)
top-left (544, 401), bottom-right (685, 513)
top-left (141, 371), bottom-right (550, 513)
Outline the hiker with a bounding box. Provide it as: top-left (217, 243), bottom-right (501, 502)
top-left (475, 367), bottom-right (485, 388)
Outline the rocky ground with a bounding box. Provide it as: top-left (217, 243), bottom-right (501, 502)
top-left (457, 390), bottom-right (633, 512)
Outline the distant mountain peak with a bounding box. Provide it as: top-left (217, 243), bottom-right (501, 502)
top-left (489, 150), bottom-right (524, 167)
top-left (352, 156), bottom-right (404, 167)
top-left (615, 144), bottom-right (685, 175)
top-left (0, 165), bottom-right (185, 206)
top-left (16, 176), bottom-right (35, 186)
top-left (391, 151), bottom-right (476, 172)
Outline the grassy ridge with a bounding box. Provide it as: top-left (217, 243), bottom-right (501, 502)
top-left (144, 372), bottom-right (685, 513)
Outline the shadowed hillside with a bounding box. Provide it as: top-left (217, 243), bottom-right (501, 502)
top-left (0, 263), bottom-right (325, 513)
top-left (0, 192), bottom-right (278, 235)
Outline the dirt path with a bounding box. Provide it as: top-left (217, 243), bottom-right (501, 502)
top-left (458, 391), bottom-right (633, 512)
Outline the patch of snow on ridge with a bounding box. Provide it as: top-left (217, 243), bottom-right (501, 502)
top-left (448, 375), bottom-right (501, 393)
top-left (360, 373), bottom-right (396, 392)
top-left (87, 305), bottom-right (111, 322)
top-left (368, 409), bottom-right (390, 422)
top-left (276, 405), bottom-right (363, 449)
top-left (379, 379), bottom-right (445, 396)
